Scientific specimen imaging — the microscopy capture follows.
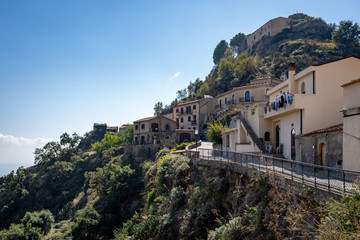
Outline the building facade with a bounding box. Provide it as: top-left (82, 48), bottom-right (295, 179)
top-left (133, 115), bottom-right (176, 148)
top-left (341, 78), bottom-right (360, 171)
top-left (245, 17), bottom-right (290, 54)
top-left (172, 97), bottom-right (216, 137)
top-left (264, 56), bottom-right (360, 160)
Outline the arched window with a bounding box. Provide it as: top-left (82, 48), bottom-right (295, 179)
top-left (141, 124), bottom-right (145, 129)
top-left (165, 124), bottom-right (170, 131)
top-left (264, 132), bottom-right (270, 141)
top-left (301, 82), bottom-right (305, 94)
top-left (134, 136), bottom-right (138, 144)
top-left (232, 94), bottom-right (235, 104)
top-left (291, 129), bottom-right (296, 160)
top-left (245, 91), bottom-right (251, 101)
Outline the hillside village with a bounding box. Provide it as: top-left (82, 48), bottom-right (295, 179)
top-left (1, 13), bottom-right (360, 239)
top-left (100, 15), bottom-right (360, 173)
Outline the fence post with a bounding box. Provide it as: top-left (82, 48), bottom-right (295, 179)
top-left (302, 165), bottom-right (304, 184)
top-left (314, 167), bottom-right (317, 188)
top-left (327, 169), bottom-right (330, 192)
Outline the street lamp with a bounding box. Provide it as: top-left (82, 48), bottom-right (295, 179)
top-left (195, 129), bottom-right (199, 159)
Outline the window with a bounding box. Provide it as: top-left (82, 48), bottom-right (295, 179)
top-left (193, 105), bottom-right (196, 110)
top-left (264, 132), bottom-right (270, 141)
top-left (135, 125), bottom-right (138, 130)
top-left (232, 94), bottom-right (235, 104)
top-left (165, 124), bottom-right (170, 131)
top-left (134, 136), bottom-right (138, 144)
top-left (181, 107), bottom-right (184, 113)
top-left (225, 97), bottom-right (227, 104)
top-left (181, 117), bottom-right (183, 123)
top-left (245, 91), bottom-right (251, 101)
top-left (219, 99), bottom-right (222, 107)
top-left (176, 108), bottom-right (179, 113)
top-left (193, 127), bottom-right (196, 130)
top-left (141, 124), bottom-right (145, 129)
top-left (301, 82), bottom-right (305, 94)
top-left (188, 116), bottom-right (191, 122)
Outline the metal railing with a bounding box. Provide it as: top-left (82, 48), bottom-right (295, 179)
top-left (192, 148), bottom-right (360, 195)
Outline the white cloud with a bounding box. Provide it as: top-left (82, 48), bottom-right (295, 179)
top-left (0, 133), bottom-right (51, 146)
top-left (170, 72), bottom-right (181, 80)
top-left (0, 133), bottom-right (53, 176)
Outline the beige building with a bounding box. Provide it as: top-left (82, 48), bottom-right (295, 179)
top-left (221, 78), bottom-right (282, 153)
top-left (341, 78), bottom-right (360, 171)
top-left (216, 77), bottom-right (282, 111)
top-left (245, 17), bottom-right (290, 54)
top-left (264, 56), bottom-right (360, 160)
top-left (133, 115), bottom-right (176, 148)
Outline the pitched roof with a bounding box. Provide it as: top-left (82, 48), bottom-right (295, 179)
top-left (313, 55), bottom-right (360, 67)
top-left (341, 78), bottom-right (360, 87)
top-left (296, 124), bottom-right (343, 137)
top-left (133, 116), bottom-right (157, 123)
top-left (133, 115), bottom-right (176, 123)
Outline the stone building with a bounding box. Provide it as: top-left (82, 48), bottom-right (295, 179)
top-left (245, 17), bottom-right (290, 54)
top-left (295, 124), bottom-right (343, 168)
top-left (133, 115), bottom-right (176, 148)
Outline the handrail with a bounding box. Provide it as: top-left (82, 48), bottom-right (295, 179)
top-left (191, 148), bottom-right (360, 194)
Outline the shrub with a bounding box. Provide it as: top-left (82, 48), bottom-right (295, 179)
top-left (206, 122), bottom-right (228, 145)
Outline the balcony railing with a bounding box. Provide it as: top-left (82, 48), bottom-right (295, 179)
top-left (191, 148), bottom-right (360, 195)
top-left (176, 110), bottom-right (193, 115)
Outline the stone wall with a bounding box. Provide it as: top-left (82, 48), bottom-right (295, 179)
top-left (295, 130), bottom-right (343, 168)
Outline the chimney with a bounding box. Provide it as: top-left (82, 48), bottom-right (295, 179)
top-left (175, 98), bottom-right (178, 105)
top-left (288, 63), bottom-right (296, 94)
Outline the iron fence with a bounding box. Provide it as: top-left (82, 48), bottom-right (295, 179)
top-left (191, 148), bottom-right (360, 195)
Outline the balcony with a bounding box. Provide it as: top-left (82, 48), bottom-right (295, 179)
top-left (264, 94), bottom-right (314, 119)
top-left (176, 110), bottom-right (193, 115)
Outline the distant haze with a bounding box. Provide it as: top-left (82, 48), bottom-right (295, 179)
top-left (0, 133), bottom-right (51, 177)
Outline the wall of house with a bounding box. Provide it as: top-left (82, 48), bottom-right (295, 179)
top-left (343, 115), bottom-right (360, 171)
top-left (342, 81), bottom-right (360, 172)
top-left (302, 58), bottom-right (360, 133)
top-left (296, 131), bottom-right (343, 168)
top-left (173, 101), bottom-right (200, 130)
top-left (271, 111), bottom-right (301, 159)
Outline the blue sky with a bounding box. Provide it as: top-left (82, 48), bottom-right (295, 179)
top-left (1, 0), bottom-right (360, 176)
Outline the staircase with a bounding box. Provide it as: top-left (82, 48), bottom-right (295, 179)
top-left (237, 112), bottom-right (266, 152)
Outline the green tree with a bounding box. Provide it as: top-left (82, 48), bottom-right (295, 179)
top-left (92, 133), bottom-right (123, 155)
top-left (86, 163), bottom-right (137, 201)
top-left (230, 32), bottom-right (246, 49)
top-left (154, 101), bottom-right (164, 115)
top-left (206, 122), bottom-right (228, 146)
top-left (176, 88), bottom-right (187, 102)
top-left (332, 20), bottom-right (360, 46)
top-left (213, 40), bottom-right (229, 64)
top-left (72, 204), bottom-right (101, 240)
top-left (21, 209), bottom-right (54, 235)
top-left (34, 141), bottom-right (61, 165)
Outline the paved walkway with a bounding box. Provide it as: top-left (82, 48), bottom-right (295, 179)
top-left (194, 148), bottom-right (359, 195)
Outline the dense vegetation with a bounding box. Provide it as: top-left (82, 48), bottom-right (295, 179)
top-left (1, 129), bottom-right (360, 238)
